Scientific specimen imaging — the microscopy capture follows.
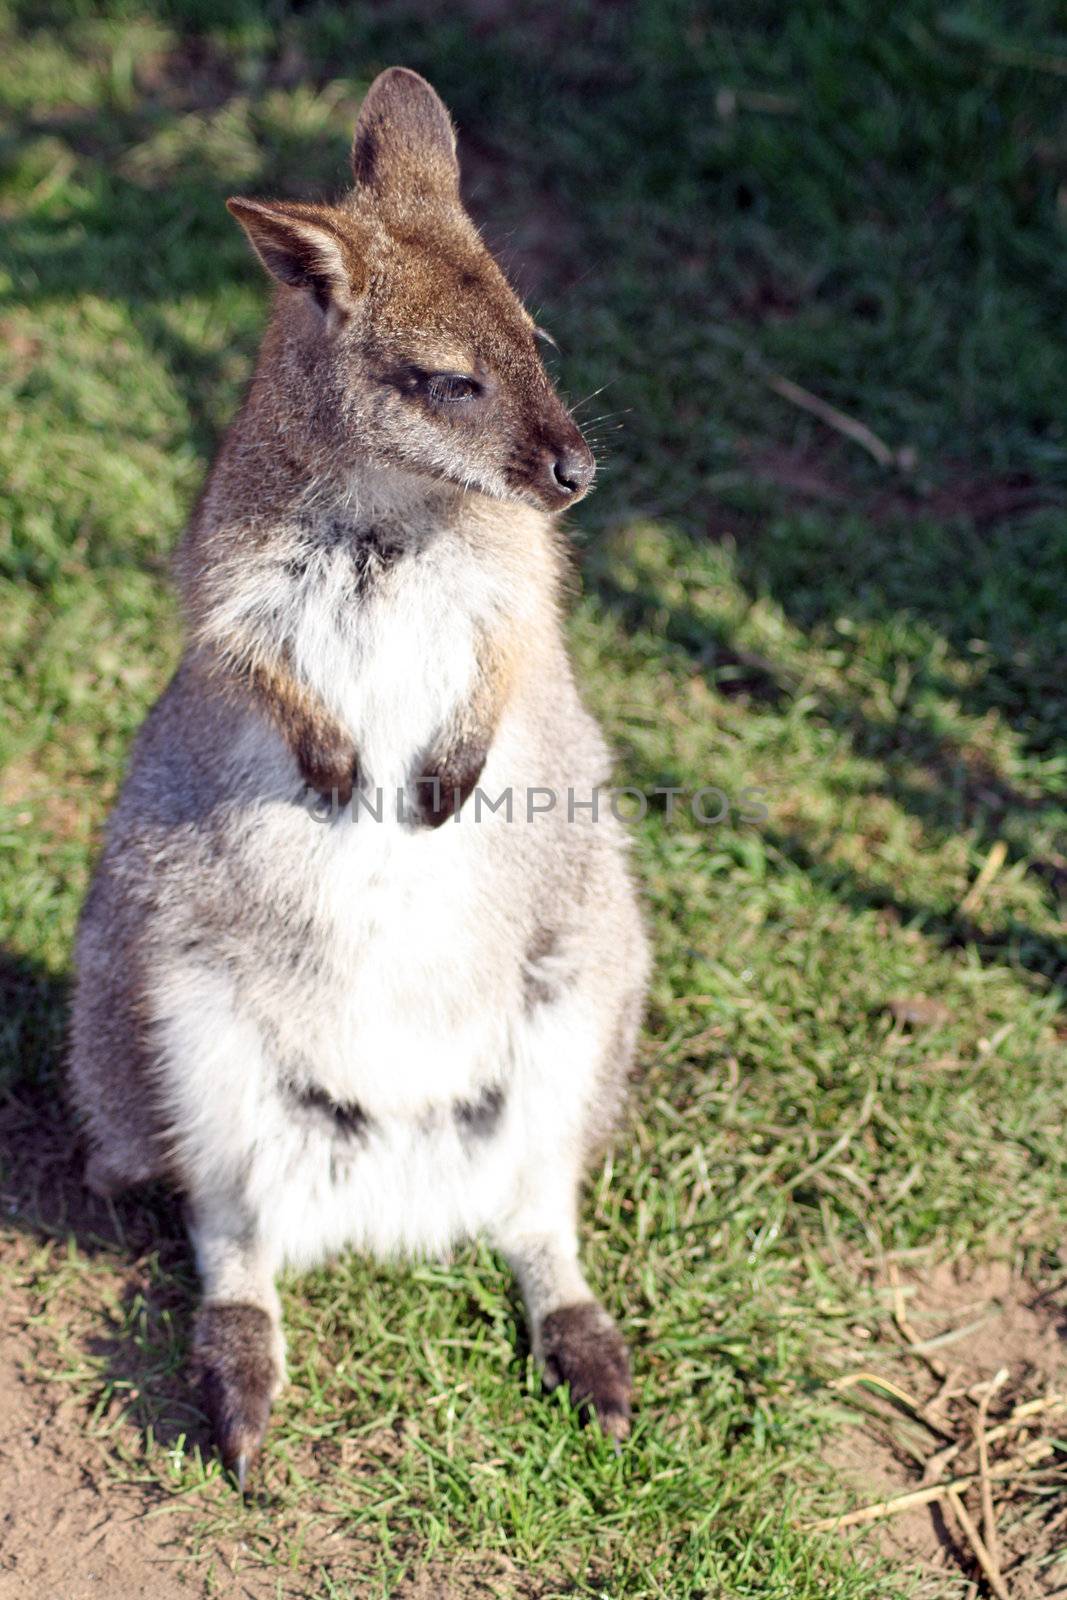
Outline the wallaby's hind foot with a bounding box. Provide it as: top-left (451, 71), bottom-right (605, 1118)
top-left (541, 1302), bottom-right (632, 1442)
top-left (498, 1205), bottom-right (636, 1443)
top-left (193, 1303), bottom-right (283, 1490)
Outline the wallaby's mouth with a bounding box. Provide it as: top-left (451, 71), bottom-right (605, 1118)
top-left (426, 438), bottom-right (596, 513)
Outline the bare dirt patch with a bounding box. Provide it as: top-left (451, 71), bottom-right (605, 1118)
top-left (0, 1313), bottom-right (194, 1600)
top-left (825, 1258), bottom-right (1067, 1598)
top-left (393, 1557), bottom-right (539, 1599)
top-left (0, 1249), bottom-right (540, 1598)
top-left (0, 1094), bottom-right (202, 1597)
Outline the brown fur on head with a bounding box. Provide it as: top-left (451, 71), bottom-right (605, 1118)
top-left (227, 67), bottom-right (594, 512)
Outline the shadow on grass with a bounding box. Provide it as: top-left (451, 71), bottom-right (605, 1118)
top-left (760, 825), bottom-right (1067, 985)
top-left (0, 949), bottom-right (204, 1455)
top-left (583, 509), bottom-right (1067, 990)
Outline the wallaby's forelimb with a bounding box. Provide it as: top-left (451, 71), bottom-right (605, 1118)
top-left (202, 648), bottom-right (359, 803)
top-left (412, 631), bottom-right (513, 826)
top-left (246, 656), bottom-right (359, 802)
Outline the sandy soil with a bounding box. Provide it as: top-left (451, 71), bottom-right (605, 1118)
top-left (826, 1258), bottom-right (1067, 1597)
top-left (0, 1314), bottom-right (193, 1599)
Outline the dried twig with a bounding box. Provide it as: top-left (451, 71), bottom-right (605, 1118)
top-left (831, 1370), bottom-right (934, 1413)
top-left (888, 1260), bottom-right (948, 1381)
top-left (831, 1363), bottom-right (953, 1465)
top-left (832, 1370), bottom-right (953, 1441)
top-left (806, 1438), bottom-right (1054, 1531)
top-left (994, 1392), bottom-right (1066, 1431)
top-left (974, 1369), bottom-right (1009, 1585)
top-left (922, 1390), bottom-right (1066, 1484)
top-left (762, 372), bottom-right (902, 468)
top-left (922, 1437), bottom-right (963, 1486)
top-left (946, 1487), bottom-right (1010, 1600)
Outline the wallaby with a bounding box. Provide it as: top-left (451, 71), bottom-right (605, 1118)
top-left (70, 67), bottom-right (649, 1484)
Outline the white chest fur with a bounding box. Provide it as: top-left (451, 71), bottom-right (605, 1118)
top-left (155, 933), bottom-right (594, 1268)
top-left (285, 791), bottom-right (517, 1114)
top-left (287, 523), bottom-right (496, 792)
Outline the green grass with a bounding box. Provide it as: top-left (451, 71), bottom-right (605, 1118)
top-left (2, 1), bottom-right (1066, 1595)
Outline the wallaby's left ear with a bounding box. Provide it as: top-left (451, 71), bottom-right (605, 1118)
top-left (226, 198), bottom-right (365, 317)
top-left (350, 67), bottom-right (459, 208)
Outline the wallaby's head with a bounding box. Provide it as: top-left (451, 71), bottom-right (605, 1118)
top-left (227, 68), bottom-right (594, 512)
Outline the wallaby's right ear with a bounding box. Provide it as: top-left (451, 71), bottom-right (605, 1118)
top-left (226, 198), bottom-right (365, 317)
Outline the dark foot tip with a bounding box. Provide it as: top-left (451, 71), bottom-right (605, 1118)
top-left (540, 1301), bottom-right (633, 1440)
top-left (193, 1302), bottom-right (278, 1489)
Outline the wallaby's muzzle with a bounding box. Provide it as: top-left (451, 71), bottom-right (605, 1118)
top-left (508, 400), bottom-right (597, 510)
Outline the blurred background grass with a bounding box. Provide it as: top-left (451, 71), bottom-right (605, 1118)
top-left (1, 3), bottom-right (1065, 1597)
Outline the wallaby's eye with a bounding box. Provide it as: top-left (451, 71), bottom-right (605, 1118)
top-left (384, 365), bottom-right (487, 405)
top-left (423, 372), bottom-right (481, 404)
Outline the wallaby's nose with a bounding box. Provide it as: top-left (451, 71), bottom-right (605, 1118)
top-left (542, 440), bottom-right (596, 502)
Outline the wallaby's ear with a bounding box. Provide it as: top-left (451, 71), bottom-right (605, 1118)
top-left (226, 198), bottom-right (365, 316)
top-left (350, 67), bottom-right (459, 209)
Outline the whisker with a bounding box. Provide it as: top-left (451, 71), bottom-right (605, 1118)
top-left (570, 383), bottom-right (613, 412)
top-left (578, 409), bottom-right (632, 429)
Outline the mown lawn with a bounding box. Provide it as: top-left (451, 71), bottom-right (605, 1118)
top-left (1, 2), bottom-right (1065, 1596)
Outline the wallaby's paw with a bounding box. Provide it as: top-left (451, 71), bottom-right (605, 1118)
top-left (193, 1302), bottom-right (280, 1488)
top-left (296, 730), bottom-right (359, 808)
top-left (540, 1301), bottom-right (632, 1442)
